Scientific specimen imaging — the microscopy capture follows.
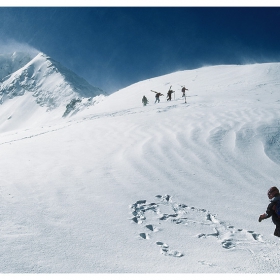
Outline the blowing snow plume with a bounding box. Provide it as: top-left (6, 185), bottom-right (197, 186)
top-left (0, 40), bottom-right (39, 79)
top-left (0, 40), bottom-right (39, 57)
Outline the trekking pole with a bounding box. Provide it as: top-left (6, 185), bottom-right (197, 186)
top-left (185, 89), bottom-right (189, 104)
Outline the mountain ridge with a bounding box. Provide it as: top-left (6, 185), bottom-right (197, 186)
top-left (0, 57), bottom-right (280, 133)
top-left (0, 52), bottom-right (106, 108)
top-left (0, 52), bottom-right (107, 132)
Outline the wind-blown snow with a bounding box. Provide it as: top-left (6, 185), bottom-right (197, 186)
top-left (0, 52), bottom-right (35, 80)
top-left (0, 62), bottom-right (280, 273)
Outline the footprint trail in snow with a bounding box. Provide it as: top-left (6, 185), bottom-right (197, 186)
top-left (129, 194), bottom-right (264, 258)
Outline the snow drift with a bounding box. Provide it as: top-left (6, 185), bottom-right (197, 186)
top-left (0, 62), bottom-right (280, 273)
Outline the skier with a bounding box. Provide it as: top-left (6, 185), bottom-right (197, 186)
top-left (259, 186), bottom-right (280, 237)
top-left (153, 91), bottom-right (164, 103)
top-left (181, 86), bottom-right (188, 97)
top-left (167, 87), bottom-right (174, 101)
top-left (142, 95), bottom-right (148, 106)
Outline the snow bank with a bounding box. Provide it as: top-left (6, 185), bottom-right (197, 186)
top-left (0, 63), bottom-right (280, 273)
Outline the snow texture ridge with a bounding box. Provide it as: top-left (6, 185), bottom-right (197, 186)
top-left (0, 62), bottom-right (280, 272)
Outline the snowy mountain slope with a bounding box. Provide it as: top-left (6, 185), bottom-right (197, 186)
top-left (0, 63), bottom-right (280, 273)
top-left (82, 62), bottom-right (280, 114)
top-left (0, 52), bottom-right (106, 132)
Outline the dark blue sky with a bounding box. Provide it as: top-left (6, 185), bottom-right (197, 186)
top-left (0, 7), bottom-right (280, 93)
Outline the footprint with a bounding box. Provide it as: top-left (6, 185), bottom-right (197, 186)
top-left (144, 203), bottom-right (158, 212)
top-left (131, 217), bottom-right (139, 223)
top-left (156, 194), bottom-right (172, 203)
top-left (206, 213), bottom-right (219, 223)
top-left (131, 215), bottom-right (145, 224)
top-left (222, 239), bottom-right (235, 249)
top-left (159, 214), bottom-right (169, 221)
top-left (131, 195), bottom-right (263, 256)
top-left (178, 203), bottom-right (188, 208)
top-left (136, 200), bottom-right (146, 205)
top-left (171, 218), bottom-right (188, 224)
top-left (162, 194), bottom-right (171, 202)
top-left (207, 228), bottom-right (220, 238)
top-left (131, 211), bottom-right (138, 217)
top-left (164, 250), bottom-right (184, 258)
top-left (252, 233), bottom-right (262, 241)
top-left (159, 213), bottom-right (178, 220)
top-left (156, 241), bottom-right (183, 257)
top-left (197, 228), bottom-right (220, 239)
top-left (156, 241), bottom-right (169, 248)
top-left (139, 233), bottom-right (150, 239)
top-left (248, 231), bottom-right (263, 242)
top-left (146, 224), bottom-right (159, 232)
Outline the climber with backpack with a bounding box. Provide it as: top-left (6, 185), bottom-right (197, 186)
top-left (151, 90), bottom-right (164, 103)
top-left (259, 186), bottom-right (280, 237)
top-left (181, 86), bottom-right (188, 97)
top-left (167, 86), bottom-right (174, 101)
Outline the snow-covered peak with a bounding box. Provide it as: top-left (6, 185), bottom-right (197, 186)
top-left (0, 52), bottom-right (107, 132)
top-left (0, 51), bottom-right (106, 109)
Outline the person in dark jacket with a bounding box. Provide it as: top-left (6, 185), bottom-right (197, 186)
top-left (154, 91), bottom-right (164, 103)
top-left (181, 86), bottom-right (188, 97)
top-left (259, 186), bottom-right (280, 237)
top-left (167, 88), bottom-right (174, 101)
top-left (142, 95), bottom-right (148, 106)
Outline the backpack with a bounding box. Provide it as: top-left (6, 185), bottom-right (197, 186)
top-left (273, 198), bottom-right (280, 217)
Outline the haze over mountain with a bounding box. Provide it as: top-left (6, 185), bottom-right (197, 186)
top-left (0, 52), bottom-right (34, 80)
top-left (1, 60), bottom-right (280, 273)
top-left (1, 7), bottom-right (279, 94)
